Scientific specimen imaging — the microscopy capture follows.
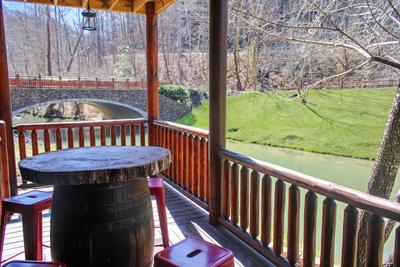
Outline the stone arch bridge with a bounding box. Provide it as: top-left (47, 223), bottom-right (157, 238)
top-left (11, 88), bottom-right (191, 121)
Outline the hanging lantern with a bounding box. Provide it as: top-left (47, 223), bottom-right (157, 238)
top-left (82, 2), bottom-right (96, 31)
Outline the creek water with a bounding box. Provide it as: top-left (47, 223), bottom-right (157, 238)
top-left (14, 114), bottom-right (398, 263)
top-left (228, 140), bottom-right (399, 262)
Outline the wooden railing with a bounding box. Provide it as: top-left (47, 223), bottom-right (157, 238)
top-left (0, 121), bottom-right (10, 204)
top-left (9, 75), bottom-right (147, 90)
top-left (219, 149), bottom-right (400, 267)
top-left (13, 119), bottom-right (147, 186)
top-left (153, 119), bottom-right (209, 209)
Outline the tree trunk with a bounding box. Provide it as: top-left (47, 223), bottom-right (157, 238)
top-left (357, 83), bottom-right (400, 266)
top-left (46, 6), bottom-right (52, 76)
top-left (233, 0), bottom-right (243, 91)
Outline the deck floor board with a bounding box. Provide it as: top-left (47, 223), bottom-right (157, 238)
top-left (1, 183), bottom-right (273, 267)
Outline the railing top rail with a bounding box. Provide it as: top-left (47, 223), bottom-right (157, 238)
top-left (13, 118), bottom-right (147, 131)
top-left (219, 148), bottom-right (400, 221)
top-left (154, 119), bottom-right (209, 138)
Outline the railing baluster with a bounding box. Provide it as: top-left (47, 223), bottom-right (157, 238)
top-left (165, 128), bottom-right (170, 177)
top-left (250, 170), bottom-right (260, 239)
top-left (90, 127), bottom-right (96, 146)
top-left (273, 179), bottom-right (285, 256)
top-left (140, 123), bottom-right (145, 146)
top-left (261, 175), bottom-right (272, 246)
top-left (183, 133), bottom-right (189, 189)
top-left (240, 167), bottom-right (249, 231)
top-left (67, 128), bottom-right (74, 148)
top-left (200, 137), bottom-right (207, 201)
top-left (79, 127), bottom-right (85, 147)
top-left (111, 126), bottom-right (116, 146)
top-left (18, 131), bottom-right (26, 160)
top-left (170, 129), bottom-right (175, 180)
top-left (31, 130), bottom-right (38, 155)
top-left (287, 184), bottom-right (300, 264)
top-left (188, 135), bottom-right (194, 192)
top-left (394, 227), bottom-right (400, 267)
top-left (303, 191), bottom-right (317, 267)
top-left (221, 159), bottom-right (230, 220)
top-left (320, 198), bottom-right (336, 267)
top-left (154, 126), bottom-right (159, 146)
top-left (130, 125), bottom-right (136, 146)
top-left (100, 126), bottom-right (106, 146)
top-left (204, 140), bottom-right (209, 202)
top-left (193, 136), bottom-right (200, 197)
top-left (230, 163), bottom-right (239, 226)
top-left (44, 129), bottom-right (50, 152)
top-left (174, 130), bottom-right (179, 184)
top-left (341, 205), bottom-right (358, 267)
top-left (55, 128), bottom-right (62, 150)
top-left (366, 214), bottom-right (384, 267)
top-left (178, 131), bottom-right (184, 187)
top-left (120, 124), bottom-right (126, 146)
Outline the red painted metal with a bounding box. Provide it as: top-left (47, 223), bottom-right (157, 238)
top-left (0, 191), bottom-right (52, 261)
top-left (148, 177), bottom-right (169, 248)
top-left (3, 260), bottom-right (66, 267)
top-left (154, 237), bottom-right (234, 267)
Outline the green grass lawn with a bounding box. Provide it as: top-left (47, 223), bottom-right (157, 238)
top-left (177, 88), bottom-right (397, 159)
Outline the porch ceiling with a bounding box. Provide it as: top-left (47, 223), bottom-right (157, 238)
top-left (4, 0), bottom-right (175, 14)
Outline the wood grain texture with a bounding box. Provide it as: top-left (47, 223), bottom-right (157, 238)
top-left (273, 179), bottom-right (285, 256)
top-left (221, 159), bottom-right (230, 220)
top-left (287, 184), bottom-right (300, 264)
top-left (320, 198), bottom-right (336, 267)
top-left (230, 163), bottom-right (239, 226)
top-left (261, 174), bottom-right (272, 247)
top-left (366, 214), bottom-right (384, 267)
top-left (394, 227), bottom-right (400, 267)
top-left (303, 191), bottom-right (317, 267)
top-left (341, 205), bottom-right (358, 267)
top-left (240, 166), bottom-right (249, 231)
top-left (250, 170), bottom-right (260, 239)
top-left (19, 146), bottom-right (171, 185)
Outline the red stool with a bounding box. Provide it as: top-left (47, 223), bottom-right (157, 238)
top-left (148, 177), bottom-right (169, 248)
top-left (154, 237), bottom-right (234, 267)
top-left (3, 260), bottom-right (65, 267)
top-left (0, 191), bottom-right (52, 262)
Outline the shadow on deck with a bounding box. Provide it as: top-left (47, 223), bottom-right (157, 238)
top-left (1, 183), bottom-right (273, 267)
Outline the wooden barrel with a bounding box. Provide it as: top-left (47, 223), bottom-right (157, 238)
top-left (50, 179), bottom-right (154, 267)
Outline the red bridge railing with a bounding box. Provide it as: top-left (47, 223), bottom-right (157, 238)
top-left (9, 75), bottom-right (153, 90)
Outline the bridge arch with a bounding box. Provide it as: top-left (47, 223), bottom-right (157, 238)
top-left (13, 98), bottom-right (148, 119)
top-left (11, 88), bottom-right (191, 121)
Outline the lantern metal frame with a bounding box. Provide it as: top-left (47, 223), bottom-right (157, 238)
top-left (82, 3), bottom-right (96, 31)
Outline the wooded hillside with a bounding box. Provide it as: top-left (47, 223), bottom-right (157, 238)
top-left (3, 0), bottom-right (398, 91)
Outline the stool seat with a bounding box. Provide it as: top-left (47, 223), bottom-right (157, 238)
top-left (154, 237), bottom-right (234, 267)
top-left (3, 191), bottom-right (52, 211)
top-left (3, 260), bottom-right (65, 267)
top-left (0, 191), bottom-right (52, 262)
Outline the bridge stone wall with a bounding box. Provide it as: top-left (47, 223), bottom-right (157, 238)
top-left (11, 88), bottom-right (191, 121)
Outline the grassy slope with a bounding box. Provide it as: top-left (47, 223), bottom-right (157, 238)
top-left (177, 88), bottom-right (396, 159)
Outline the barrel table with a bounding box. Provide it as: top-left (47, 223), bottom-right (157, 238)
top-left (19, 146), bottom-right (171, 267)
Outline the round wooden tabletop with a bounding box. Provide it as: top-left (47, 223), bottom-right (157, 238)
top-left (19, 146), bottom-right (171, 185)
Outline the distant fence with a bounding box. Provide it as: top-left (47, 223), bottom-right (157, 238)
top-left (9, 75), bottom-right (166, 90)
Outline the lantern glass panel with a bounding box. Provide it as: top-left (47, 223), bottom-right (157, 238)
top-left (82, 9), bottom-right (96, 31)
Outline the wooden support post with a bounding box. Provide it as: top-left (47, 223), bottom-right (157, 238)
top-left (146, 2), bottom-right (159, 146)
top-left (0, 0), bottom-right (17, 196)
top-left (208, 0), bottom-right (228, 225)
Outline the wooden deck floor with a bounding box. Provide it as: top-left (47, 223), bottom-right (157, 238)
top-left (1, 183), bottom-right (272, 266)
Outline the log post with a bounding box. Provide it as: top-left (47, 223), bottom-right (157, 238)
top-left (145, 2), bottom-right (159, 146)
top-left (0, 0), bottom-right (17, 196)
top-left (208, 0), bottom-right (228, 225)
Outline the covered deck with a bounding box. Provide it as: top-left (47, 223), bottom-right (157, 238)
top-left (0, 0), bottom-right (399, 266)
top-left (1, 184), bottom-right (270, 266)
